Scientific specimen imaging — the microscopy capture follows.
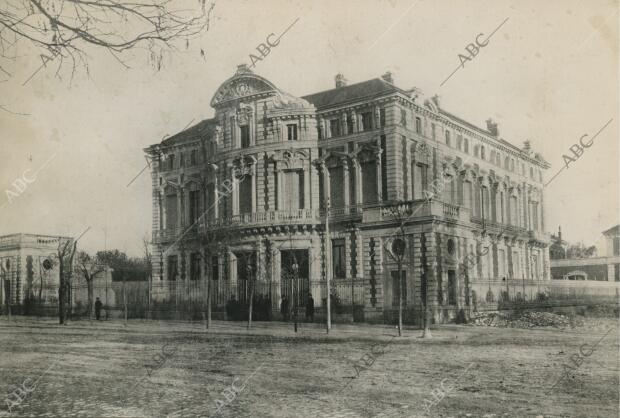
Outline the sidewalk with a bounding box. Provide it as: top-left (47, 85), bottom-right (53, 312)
top-left (0, 315), bottom-right (449, 343)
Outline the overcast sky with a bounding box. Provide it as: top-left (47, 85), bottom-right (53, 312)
top-left (1, 0), bottom-right (618, 256)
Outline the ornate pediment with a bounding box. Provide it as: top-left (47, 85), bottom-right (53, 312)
top-left (211, 66), bottom-right (278, 107)
top-left (270, 149), bottom-right (308, 170)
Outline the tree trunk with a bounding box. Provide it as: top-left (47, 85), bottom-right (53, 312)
top-left (58, 264), bottom-right (65, 324)
top-left (397, 259), bottom-right (403, 337)
top-left (87, 277), bottom-right (93, 321)
top-left (206, 269), bottom-right (211, 329)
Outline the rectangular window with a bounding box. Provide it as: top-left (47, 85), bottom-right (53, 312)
top-left (464, 138), bottom-right (469, 153)
top-left (189, 190), bottom-right (200, 224)
top-left (190, 253), bottom-right (201, 281)
top-left (332, 239), bottom-right (346, 279)
top-left (392, 270), bottom-right (406, 306)
top-left (240, 125), bottom-right (250, 148)
top-left (380, 108), bottom-right (386, 128)
top-left (167, 255), bottom-right (178, 281)
top-left (287, 124), bottom-right (298, 141)
top-left (414, 163), bottom-right (428, 199)
top-left (400, 109), bottom-right (407, 127)
top-left (431, 123), bottom-right (436, 140)
top-left (445, 130), bottom-right (451, 146)
top-left (457, 134), bottom-right (462, 151)
top-left (168, 154), bottom-right (175, 171)
top-left (239, 175), bottom-right (253, 214)
top-left (211, 256), bottom-right (219, 280)
top-left (362, 112), bottom-right (373, 131)
top-left (190, 150), bottom-right (197, 165)
top-left (347, 115), bottom-right (354, 134)
top-left (165, 194), bottom-right (177, 230)
top-left (614, 237), bottom-right (620, 256)
top-left (283, 170), bottom-right (304, 210)
top-left (448, 270), bottom-right (456, 305)
top-left (180, 153), bottom-right (185, 167)
top-left (415, 117), bottom-right (422, 134)
top-left (329, 119), bottom-right (340, 137)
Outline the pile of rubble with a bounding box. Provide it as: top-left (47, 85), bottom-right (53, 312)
top-left (471, 311), bottom-right (579, 329)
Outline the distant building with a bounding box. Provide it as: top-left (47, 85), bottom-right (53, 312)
top-left (146, 65), bottom-right (551, 323)
top-left (549, 226), bottom-right (567, 260)
top-left (0, 233), bottom-right (72, 309)
top-left (550, 225), bottom-right (620, 281)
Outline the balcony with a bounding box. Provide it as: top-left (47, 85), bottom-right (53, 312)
top-left (200, 209), bottom-right (320, 231)
top-left (361, 199), bottom-right (470, 224)
top-left (319, 204), bottom-right (363, 220)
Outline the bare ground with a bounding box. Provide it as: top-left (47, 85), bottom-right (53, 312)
top-left (0, 316), bottom-right (617, 418)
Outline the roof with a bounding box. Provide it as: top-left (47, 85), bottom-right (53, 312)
top-left (602, 224), bottom-right (620, 236)
top-left (301, 78), bottom-right (405, 109)
top-left (160, 118), bottom-right (217, 147)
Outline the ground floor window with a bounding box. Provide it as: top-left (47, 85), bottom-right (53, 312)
top-left (167, 255), bottom-right (178, 281)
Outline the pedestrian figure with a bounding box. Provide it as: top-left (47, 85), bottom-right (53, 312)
top-left (280, 295), bottom-right (289, 322)
top-left (306, 293), bottom-right (314, 322)
top-left (95, 297), bottom-right (103, 320)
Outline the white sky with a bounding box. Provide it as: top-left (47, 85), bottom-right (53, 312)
top-left (1, 0), bottom-right (618, 256)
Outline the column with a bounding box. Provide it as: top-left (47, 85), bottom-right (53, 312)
top-left (352, 157), bottom-right (362, 205)
top-left (540, 188), bottom-right (546, 232)
top-left (304, 166), bottom-right (310, 210)
top-left (213, 174), bottom-right (219, 219)
top-left (375, 150), bottom-right (382, 201)
top-left (342, 158), bottom-right (350, 208)
top-left (325, 116), bottom-right (332, 138)
top-left (231, 165), bottom-right (239, 216)
top-left (321, 162), bottom-right (330, 209)
top-left (176, 190), bottom-right (183, 229)
top-left (251, 164), bottom-right (257, 213)
top-left (277, 169), bottom-right (284, 210)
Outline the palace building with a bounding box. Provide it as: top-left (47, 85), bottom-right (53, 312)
top-left (146, 65), bottom-right (551, 323)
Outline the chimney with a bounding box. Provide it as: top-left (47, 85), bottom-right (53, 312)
top-left (335, 73), bottom-right (347, 88)
top-left (381, 71), bottom-right (394, 84)
top-left (486, 118), bottom-right (498, 136)
top-left (558, 225), bottom-right (562, 241)
top-left (236, 64), bottom-right (252, 75)
top-left (523, 140), bottom-right (532, 153)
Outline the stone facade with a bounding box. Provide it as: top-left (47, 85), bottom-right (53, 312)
top-left (146, 65), bottom-right (551, 323)
top-left (0, 233), bottom-right (72, 308)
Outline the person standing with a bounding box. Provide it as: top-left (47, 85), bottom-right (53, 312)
top-left (94, 297), bottom-right (103, 321)
top-left (305, 293), bottom-right (314, 322)
top-left (280, 295), bottom-right (289, 322)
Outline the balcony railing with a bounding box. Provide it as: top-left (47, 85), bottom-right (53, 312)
top-left (200, 209), bottom-right (320, 230)
top-left (319, 204), bottom-right (363, 219)
top-left (362, 199), bottom-right (471, 223)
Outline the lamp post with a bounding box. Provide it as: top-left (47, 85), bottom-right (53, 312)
top-left (247, 256), bottom-right (255, 330)
top-left (292, 259), bottom-right (299, 333)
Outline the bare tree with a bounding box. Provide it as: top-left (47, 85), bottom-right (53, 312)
top-left (0, 0), bottom-right (215, 83)
top-left (76, 251), bottom-right (104, 320)
top-left (57, 237), bottom-right (76, 324)
top-left (384, 203), bottom-right (413, 337)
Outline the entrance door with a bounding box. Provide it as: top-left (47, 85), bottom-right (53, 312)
top-left (280, 250), bottom-right (309, 309)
